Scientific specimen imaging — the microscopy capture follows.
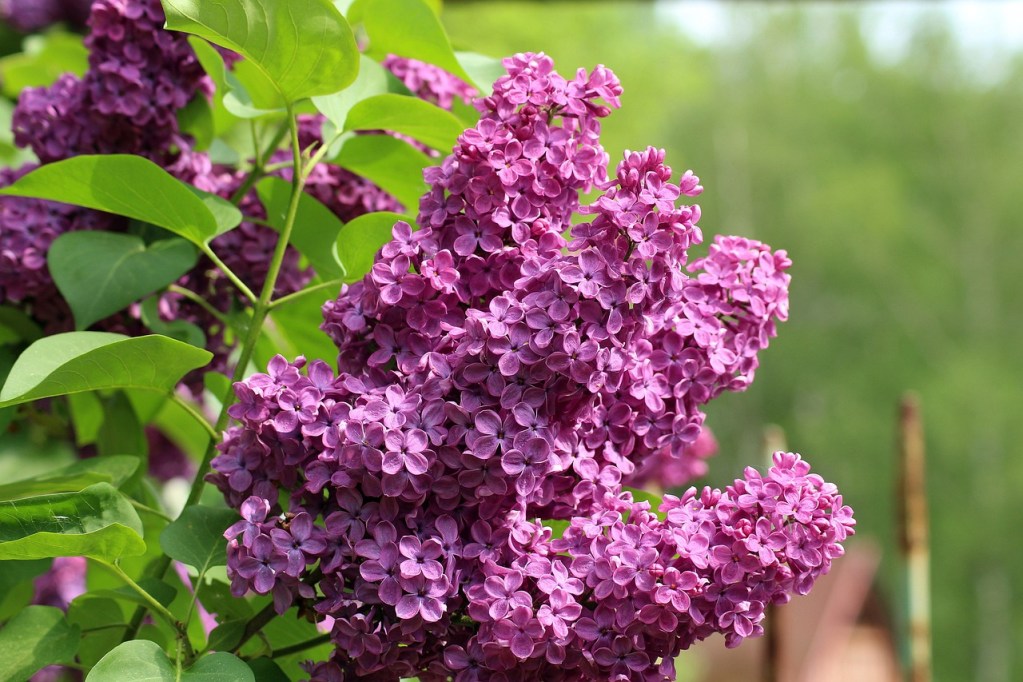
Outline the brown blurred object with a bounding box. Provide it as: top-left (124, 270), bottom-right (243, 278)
top-left (689, 541), bottom-right (900, 682)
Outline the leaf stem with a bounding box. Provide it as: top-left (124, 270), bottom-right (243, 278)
top-left (125, 106), bottom-right (316, 643)
top-left (270, 633), bottom-right (332, 659)
top-left (229, 121), bottom-right (290, 205)
top-left (199, 244), bottom-right (258, 304)
top-left (269, 278), bottom-right (344, 310)
top-left (100, 560), bottom-right (195, 660)
top-left (129, 499), bottom-right (174, 523)
top-left (167, 284), bottom-right (232, 327)
top-left (169, 393), bottom-right (219, 442)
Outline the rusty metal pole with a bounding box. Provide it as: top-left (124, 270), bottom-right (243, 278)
top-left (898, 393), bottom-right (932, 682)
top-left (762, 425), bottom-right (788, 682)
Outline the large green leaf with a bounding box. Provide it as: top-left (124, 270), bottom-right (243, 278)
top-left (0, 456), bottom-right (139, 501)
top-left (87, 640), bottom-right (255, 681)
top-left (337, 211), bottom-right (410, 282)
top-left (160, 505), bottom-right (238, 574)
top-left (344, 93), bottom-right (464, 151)
top-left (0, 155), bottom-right (241, 245)
top-left (0, 333), bottom-right (212, 407)
top-left (256, 177), bottom-right (345, 279)
top-left (48, 232), bottom-right (198, 330)
top-left (0, 606), bottom-right (81, 682)
top-left (161, 0), bottom-right (359, 104)
top-left (349, 0), bottom-right (475, 86)
top-left (335, 135), bottom-right (432, 210)
top-left (0, 483), bottom-right (145, 561)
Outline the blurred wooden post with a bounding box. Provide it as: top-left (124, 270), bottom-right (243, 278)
top-left (762, 425), bottom-right (788, 682)
top-left (898, 393), bottom-right (932, 682)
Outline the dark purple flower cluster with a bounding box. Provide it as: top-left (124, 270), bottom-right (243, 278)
top-left (213, 53), bottom-right (852, 680)
top-left (383, 55), bottom-right (478, 110)
top-left (12, 0), bottom-right (206, 164)
top-left (0, 0), bottom-right (91, 32)
top-left (0, 164), bottom-right (115, 331)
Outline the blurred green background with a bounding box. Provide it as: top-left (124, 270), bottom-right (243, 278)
top-left (443, 2), bottom-right (1022, 681)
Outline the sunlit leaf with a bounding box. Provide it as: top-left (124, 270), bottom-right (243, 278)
top-left (0, 155), bottom-right (241, 245)
top-left (162, 0), bottom-right (359, 104)
top-left (0, 333), bottom-right (212, 407)
top-left (0, 483), bottom-right (145, 561)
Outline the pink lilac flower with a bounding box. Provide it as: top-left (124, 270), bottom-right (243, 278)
top-left (213, 53), bottom-right (853, 681)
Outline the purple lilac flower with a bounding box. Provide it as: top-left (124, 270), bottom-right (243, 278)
top-left (213, 53), bottom-right (854, 680)
top-left (383, 55), bottom-right (478, 109)
top-left (0, 0), bottom-right (91, 32)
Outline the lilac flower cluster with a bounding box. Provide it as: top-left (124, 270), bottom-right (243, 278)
top-left (213, 53), bottom-right (852, 680)
top-left (0, 0), bottom-right (91, 32)
top-left (383, 55), bottom-right (478, 110)
top-left (12, 0), bottom-right (206, 164)
top-left (0, 164), bottom-right (115, 332)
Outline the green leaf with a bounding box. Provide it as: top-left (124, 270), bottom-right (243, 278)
top-left (48, 232), bottom-right (198, 330)
top-left (0, 559), bottom-right (50, 620)
top-left (68, 391), bottom-right (104, 446)
top-left (335, 135), bottom-right (433, 209)
top-left (246, 657), bottom-right (291, 682)
top-left (312, 55), bottom-right (393, 131)
top-left (337, 211), bottom-right (409, 282)
top-left (160, 505), bottom-right (238, 573)
top-left (206, 619), bottom-right (247, 653)
top-left (344, 93), bottom-right (464, 151)
top-left (97, 392), bottom-right (147, 460)
top-left (256, 177), bottom-right (345, 279)
top-left (87, 640), bottom-right (255, 681)
top-left (0, 456), bottom-right (139, 501)
top-left (349, 0), bottom-right (475, 86)
top-left (0, 483), bottom-right (145, 562)
top-left (0, 155), bottom-right (241, 246)
top-left (162, 0), bottom-right (359, 104)
top-left (456, 51), bottom-right (505, 95)
top-left (0, 333), bottom-right (212, 407)
top-left (68, 597), bottom-right (127, 668)
top-left (0, 606), bottom-right (80, 682)
top-left (0, 306), bottom-right (42, 344)
top-left (0, 30), bottom-right (89, 99)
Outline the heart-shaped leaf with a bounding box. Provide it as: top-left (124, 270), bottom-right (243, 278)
top-left (0, 606), bottom-right (81, 682)
top-left (0, 333), bottom-right (212, 407)
top-left (87, 640), bottom-right (255, 681)
top-left (161, 0), bottom-right (359, 105)
top-left (0, 456), bottom-right (139, 501)
top-left (256, 177), bottom-right (345, 279)
top-left (0, 155), bottom-right (241, 245)
top-left (334, 135), bottom-right (433, 210)
top-left (0, 483), bottom-right (145, 561)
top-left (160, 505), bottom-right (238, 574)
top-left (49, 232), bottom-right (198, 330)
top-left (337, 211), bottom-right (410, 282)
top-left (344, 93), bottom-right (464, 151)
